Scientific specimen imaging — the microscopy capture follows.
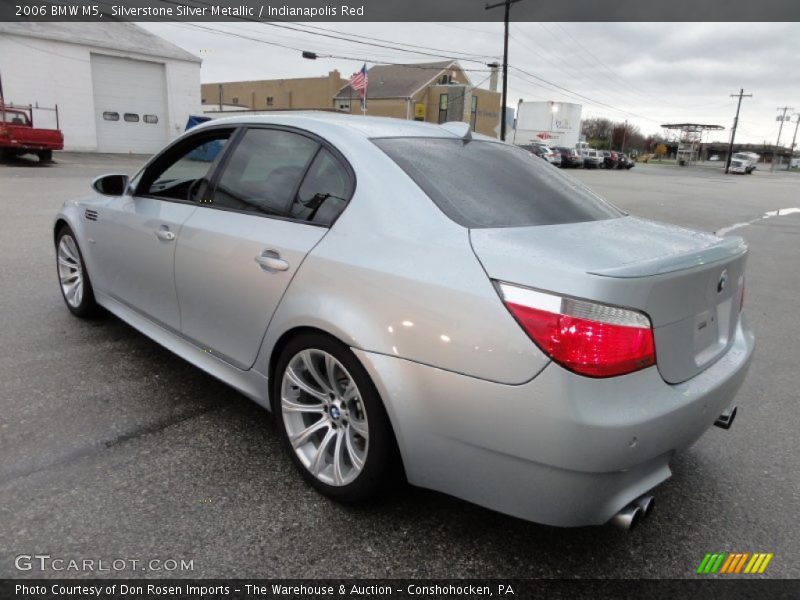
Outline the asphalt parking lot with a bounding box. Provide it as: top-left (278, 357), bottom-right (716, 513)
top-left (1, 153), bottom-right (798, 579)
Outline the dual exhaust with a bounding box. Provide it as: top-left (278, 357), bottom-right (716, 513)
top-left (610, 494), bottom-right (655, 531)
top-left (611, 405), bottom-right (738, 531)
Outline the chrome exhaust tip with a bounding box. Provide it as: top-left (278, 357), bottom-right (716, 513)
top-left (633, 494), bottom-right (655, 518)
top-left (714, 405), bottom-right (737, 430)
top-left (610, 504), bottom-right (643, 531)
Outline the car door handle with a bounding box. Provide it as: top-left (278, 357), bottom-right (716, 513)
top-left (255, 250), bottom-right (289, 272)
top-left (154, 228), bottom-right (175, 242)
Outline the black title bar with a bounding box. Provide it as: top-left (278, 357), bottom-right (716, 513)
top-left (3, 579), bottom-right (800, 600)
top-left (2, 0), bottom-right (800, 22)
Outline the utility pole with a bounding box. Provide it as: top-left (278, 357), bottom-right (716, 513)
top-left (725, 89), bottom-right (752, 175)
top-left (772, 106), bottom-right (793, 171)
top-left (620, 119), bottom-right (628, 153)
top-left (788, 113), bottom-right (800, 171)
top-left (485, 0), bottom-right (522, 142)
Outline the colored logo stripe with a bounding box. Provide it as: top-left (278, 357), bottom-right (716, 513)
top-left (697, 552), bottom-right (773, 574)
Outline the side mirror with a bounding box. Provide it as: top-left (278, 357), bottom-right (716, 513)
top-left (92, 174), bottom-right (129, 196)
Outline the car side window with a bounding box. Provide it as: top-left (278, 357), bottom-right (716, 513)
top-left (138, 130), bottom-right (231, 202)
top-left (289, 148), bottom-right (353, 226)
top-left (209, 128), bottom-right (319, 217)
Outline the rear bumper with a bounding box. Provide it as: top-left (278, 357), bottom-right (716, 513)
top-left (355, 316), bottom-right (754, 527)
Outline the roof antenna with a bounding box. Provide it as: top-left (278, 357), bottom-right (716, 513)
top-left (441, 121), bottom-right (472, 141)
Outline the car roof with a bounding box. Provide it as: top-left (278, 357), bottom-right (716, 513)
top-left (195, 111), bottom-right (496, 141)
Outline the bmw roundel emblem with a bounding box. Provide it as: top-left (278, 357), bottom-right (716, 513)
top-left (717, 269), bottom-right (728, 293)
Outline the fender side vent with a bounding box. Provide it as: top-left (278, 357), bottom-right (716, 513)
top-left (84, 209), bottom-right (98, 221)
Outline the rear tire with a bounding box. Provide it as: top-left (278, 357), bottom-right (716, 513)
top-left (55, 226), bottom-right (99, 318)
top-left (38, 150), bottom-right (53, 163)
top-left (272, 333), bottom-right (398, 503)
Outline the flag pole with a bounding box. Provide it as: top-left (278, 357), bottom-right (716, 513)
top-left (362, 63), bottom-right (367, 116)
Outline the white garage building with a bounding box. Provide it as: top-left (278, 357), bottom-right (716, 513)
top-left (0, 23), bottom-right (201, 153)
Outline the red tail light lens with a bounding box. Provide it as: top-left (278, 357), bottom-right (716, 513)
top-left (497, 282), bottom-right (656, 378)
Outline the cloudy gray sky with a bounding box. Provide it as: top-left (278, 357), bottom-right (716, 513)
top-left (142, 22), bottom-right (800, 144)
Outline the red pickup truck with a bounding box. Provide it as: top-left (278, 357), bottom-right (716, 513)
top-left (0, 106), bottom-right (64, 163)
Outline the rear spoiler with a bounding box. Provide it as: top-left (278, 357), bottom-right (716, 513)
top-left (588, 236), bottom-right (747, 278)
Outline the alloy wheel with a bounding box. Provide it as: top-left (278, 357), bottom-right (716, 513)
top-left (57, 234), bottom-right (84, 308)
top-left (280, 349), bottom-right (369, 486)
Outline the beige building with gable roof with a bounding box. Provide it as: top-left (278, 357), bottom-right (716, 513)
top-left (202, 61), bottom-right (502, 138)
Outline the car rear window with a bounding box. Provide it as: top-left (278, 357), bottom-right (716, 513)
top-left (373, 137), bottom-right (622, 228)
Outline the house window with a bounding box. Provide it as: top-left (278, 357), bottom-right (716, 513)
top-left (143, 114), bottom-right (159, 124)
top-left (123, 113), bottom-right (139, 123)
top-left (102, 111), bottom-right (119, 121)
top-left (232, 97), bottom-right (239, 105)
top-left (470, 96), bottom-right (478, 131)
top-left (438, 94), bottom-right (449, 124)
top-left (337, 99), bottom-right (351, 112)
top-left (439, 74), bottom-right (452, 85)
top-left (266, 96), bottom-right (274, 107)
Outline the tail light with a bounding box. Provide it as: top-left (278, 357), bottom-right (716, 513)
top-left (0, 127), bottom-right (10, 139)
top-left (497, 282), bottom-right (656, 378)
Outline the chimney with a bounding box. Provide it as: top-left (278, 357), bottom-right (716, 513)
top-left (488, 62), bottom-right (499, 93)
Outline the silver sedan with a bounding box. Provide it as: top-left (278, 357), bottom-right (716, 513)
top-left (53, 114), bottom-right (754, 529)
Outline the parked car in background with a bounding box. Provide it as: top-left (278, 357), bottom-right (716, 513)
top-left (729, 152), bottom-right (759, 174)
top-left (709, 154), bottom-right (721, 161)
top-left (555, 146), bottom-right (583, 168)
top-left (616, 152), bottom-right (635, 170)
top-left (52, 114), bottom-right (753, 530)
top-left (521, 143), bottom-right (560, 166)
top-left (582, 149), bottom-right (604, 169)
top-left (602, 150), bottom-right (619, 170)
top-left (520, 143), bottom-right (546, 160)
top-left (0, 105), bottom-right (63, 163)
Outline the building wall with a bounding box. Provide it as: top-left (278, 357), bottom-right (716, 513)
top-left (0, 33), bottom-right (200, 152)
top-left (341, 97), bottom-right (411, 120)
top-left (203, 64), bottom-right (501, 138)
top-left (202, 71), bottom-right (345, 111)
top-left (472, 88), bottom-right (501, 138)
top-left (420, 85), bottom-right (500, 137)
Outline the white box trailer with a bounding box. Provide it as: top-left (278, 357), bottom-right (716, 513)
top-left (513, 101), bottom-right (582, 149)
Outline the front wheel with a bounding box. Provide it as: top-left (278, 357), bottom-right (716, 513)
top-left (55, 226), bottom-right (99, 318)
top-left (272, 333), bottom-right (398, 502)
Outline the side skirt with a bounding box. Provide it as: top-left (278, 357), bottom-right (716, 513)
top-left (96, 292), bottom-right (271, 410)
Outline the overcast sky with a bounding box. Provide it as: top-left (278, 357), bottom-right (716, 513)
top-left (142, 22), bottom-right (800, 145)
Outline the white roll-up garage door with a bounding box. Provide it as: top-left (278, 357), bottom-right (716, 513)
top-left (91, 54), bottom-right (168, 154)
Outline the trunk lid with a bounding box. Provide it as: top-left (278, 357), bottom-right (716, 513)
top-left (470, 216), bottom-right (747, 384)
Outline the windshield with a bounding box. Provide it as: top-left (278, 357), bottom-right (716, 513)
top-left (373, 137), bottom-right (623, 228)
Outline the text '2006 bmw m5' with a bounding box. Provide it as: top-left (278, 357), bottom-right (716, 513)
top-left (54, 114), bottom-right (753, 529)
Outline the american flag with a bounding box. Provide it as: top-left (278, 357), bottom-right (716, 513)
top-left (349, 64), bottom-right (368, 96)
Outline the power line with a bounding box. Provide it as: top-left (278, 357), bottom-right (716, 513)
top-left (508, 30), bottom-right (643, 114)
top-left (508, 64), bottom-right (663, 125)
top-left (157, 0), bottom-right (498, 65)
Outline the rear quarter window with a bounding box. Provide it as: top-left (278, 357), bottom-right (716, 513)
top-left (373, 137), bottom-right (622, 228)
